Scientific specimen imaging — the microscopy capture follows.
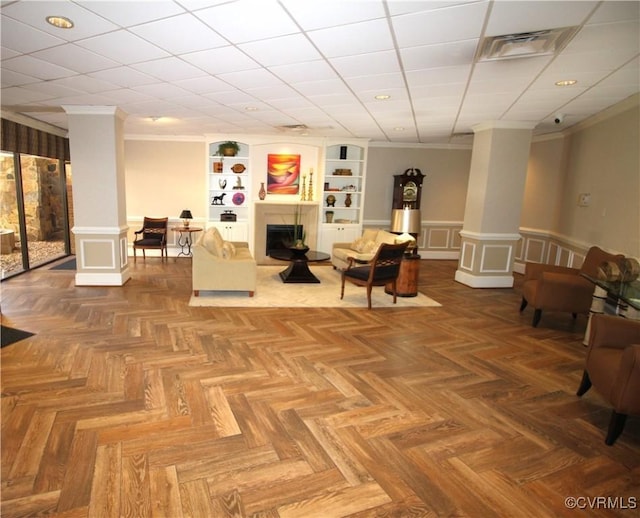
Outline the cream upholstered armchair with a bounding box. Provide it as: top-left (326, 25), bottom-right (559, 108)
top-left (331, 228), bottom-right (400, 270)
top-left (192, 227), bottom-right (256, 297)
top-left (576, 314), bottom-right (640, 445)
top-left (519, 246), bottom-right (625, 327)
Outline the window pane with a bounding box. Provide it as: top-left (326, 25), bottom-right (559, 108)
top-left (0, 152), bottom-right (23, 278)
top-left (19, 154), bottom-right (66, 269)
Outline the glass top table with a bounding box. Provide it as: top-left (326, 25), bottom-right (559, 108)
top-left (582, 274), bottom-right (640, 312)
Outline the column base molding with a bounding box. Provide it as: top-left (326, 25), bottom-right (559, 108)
top-left (75, 270), bottom-right (131, 286)
top-left (454, 269), bottom-right (514, 288)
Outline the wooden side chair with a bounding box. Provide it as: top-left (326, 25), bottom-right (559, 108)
top-left (133, 217), bottom-right (168, 262)
top-left (340, 242), bottom-right (408, 309)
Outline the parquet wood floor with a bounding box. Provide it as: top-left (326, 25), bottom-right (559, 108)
top-left (1, 258), bottom-right (638, 517)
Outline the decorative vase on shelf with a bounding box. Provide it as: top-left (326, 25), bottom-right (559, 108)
top-left (259, 182), bottom-right (266, 200)
top-left (345, 193), bottom-right (352, 207)
top-left (326, 211), bottom-right (334, 223)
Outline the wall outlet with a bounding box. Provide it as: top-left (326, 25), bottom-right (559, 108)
top-left (578, 193), bottom-right (591, 207)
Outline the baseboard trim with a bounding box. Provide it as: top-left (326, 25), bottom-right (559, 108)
top-left (454, 269), bottom-right (514, 288)
top-left (75, 271), bottom-right (131, 286)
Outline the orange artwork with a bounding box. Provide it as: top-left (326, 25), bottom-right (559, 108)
top-left (267, 154), bottom-right (300, 194)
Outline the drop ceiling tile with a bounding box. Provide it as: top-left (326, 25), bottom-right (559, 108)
top-left (0, 16), bottom-right (65, 54)
top-left (132, 82), bottom-right (194, 100)
top-left (244, 84), bottom-right (301, 101)
top-left (308, 19), bottom-right (395, 58)
top-left (587, 1), bottom-right (640, 24)
top-left (81, 1), bottom-right (186, 27)
top-left (2, 55), bottom-right (77, 81)
top-left (174, 76), bottom-right (238, 95)
top-left (400, 39), bottom-right (478, 71)
top-left (345, 73), bottom-right (406, 92)
top-left (131, 57), bottom-right (208, 82)
top-left (101, 88), bottom-right (155, 105)
top-left (392, 2), bottom-right (488, 47)
top-left (1, 1), bottom-right (119, 40)
top-left (330, 50), bottom-right (401, 78)
top-left (238, 34), bottom-right (323, 67)
top-left (0, 86), bottom-right (58, 105)
top-left (203, 89), bottom-right (258, 105)
top-left (76, 31), bottom-right (170, 65)
top-left (181, 46), bottom-right (260, 75)
top-left (280, 0), bottom-right (386, 30)
top-left (485, 0), bottom-right (596, 36)
top-left (293, 78), bottom-right (352, 97)
top-left (0, 69), bottom-right (40, 88)
top-left (217, 68), bottom-right (284, 90)
top-left (33, 44), bottom-right (120, 74)
top-left (405, 66), bottom-right (471, 87)
top-left (88, 66), bottom-right (158, 88)
top-left (47, 75), bottom-right (119, 95)
top-left (563, 21), bottom-right (640, 55)
top-left (194, 0), bottom-right (299, 43)
top-left (129, 13), bottom-right (228, 54)
top-left (268, 61), bottom-right (338, 84)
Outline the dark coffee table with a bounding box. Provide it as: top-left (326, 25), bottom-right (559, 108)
top-left (269, 248), bottom-right (330, 283)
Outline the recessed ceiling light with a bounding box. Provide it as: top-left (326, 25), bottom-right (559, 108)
top-left (149, 116), bottom-right (163, 122)
top-left (46, 16), bottom-right (74, 29)
top-left (244, 106), bottom-right (258, 111)
top-left (375, 94), bottom-right (391, 100)
top-left (555, 79), bottom-right (577, 86)
top-left (393, 127), bottom-right (405, 131)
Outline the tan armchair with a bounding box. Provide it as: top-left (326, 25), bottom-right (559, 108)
top-left (519, 246), bottom-right (625, 327)
top-left (576, 314), bottom-right (640, 445)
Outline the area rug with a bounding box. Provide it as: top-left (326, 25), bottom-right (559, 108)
top-left (50, 257), bottom-right (76, 270)
top-left (189, 266), bottom-right (441, 308)
top-left (1, 325), bottom-right (35, 348)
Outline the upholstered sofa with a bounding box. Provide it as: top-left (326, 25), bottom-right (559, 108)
top-left (192, 227), bottom-right (257, 296)
top-left (331, 228), bottom-right (399, 270)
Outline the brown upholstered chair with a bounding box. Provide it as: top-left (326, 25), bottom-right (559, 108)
top-left (519, 246), bottom-right (625, 327)
top-left (341, 242), bottom-right (408, 309)
top-left (576, 314), bottom-right (640, 445)
top-left (133, 217), bottom-right (168, 262)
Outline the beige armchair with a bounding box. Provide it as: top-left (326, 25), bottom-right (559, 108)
top-left (519, 246), bottom-right (625, 327)
top-left (192, 227), bottom-right (256, 297)
top-left (576, 314), bottom-right (640, 445)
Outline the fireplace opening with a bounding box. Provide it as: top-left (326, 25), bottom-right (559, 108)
top-left (266, 224), bottom-right (304, 255)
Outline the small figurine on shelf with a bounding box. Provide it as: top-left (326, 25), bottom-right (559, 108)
top-left (307, 168), bottom-right (314, 201)
top-left (233, 176), bottom-right (244, 190)
top-left (211, 193), bottom-right (226, 205)
top-left (218, 178), bottom-right (227, 190)
top-left (326, 194), bottom-right (336, 207)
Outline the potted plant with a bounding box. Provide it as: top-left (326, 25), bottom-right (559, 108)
top-left (217, 141), bottom-right (240, 157)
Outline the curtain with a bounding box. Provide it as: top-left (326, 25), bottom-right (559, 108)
top-left (1, 118), bottom-right (70, 161)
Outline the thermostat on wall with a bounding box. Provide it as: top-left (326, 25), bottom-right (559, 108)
top-left (578, 193), bottom-right (591, 207)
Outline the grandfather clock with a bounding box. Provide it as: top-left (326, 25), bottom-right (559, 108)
top-left (388, 168), bottom-right (425, 296)
top-left (392, 168), bottom-right (425, 209)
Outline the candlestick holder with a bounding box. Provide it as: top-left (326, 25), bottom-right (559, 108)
top-left (300, 175), bottom-right (307, 201)
top-left (307, 170), bottom-right (313, 201)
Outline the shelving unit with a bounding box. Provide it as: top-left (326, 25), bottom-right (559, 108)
top-left (207, 141), bottom-right (250, 230)
top-left (318, 142), bottom-right (367, 253)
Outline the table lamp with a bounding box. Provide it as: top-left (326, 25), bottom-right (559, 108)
top-left (390, 208), bottom-right (421, 254)
top-left (179, 209), bottom-right (193, 228)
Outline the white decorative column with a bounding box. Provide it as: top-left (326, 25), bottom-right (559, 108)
top-left (64, 106), bottom-right (130, 286)
top-left (455, 121), bottom-right (535, 288)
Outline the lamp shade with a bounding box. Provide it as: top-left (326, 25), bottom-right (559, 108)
top-left (179, 210), bottom-right (193, 220)
top-left (390, 208), bottom-right (421, 234)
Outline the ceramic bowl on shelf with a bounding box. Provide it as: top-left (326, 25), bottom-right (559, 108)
top-left (232, 192), bottom-right (245, 205)
top-left (231, 163), bottom-right (246, 173)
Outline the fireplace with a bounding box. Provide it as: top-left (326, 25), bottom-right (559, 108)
top-left (266, 224), bottom-right (304, 255)
top-left (254, 202), bottom-right (319, 264)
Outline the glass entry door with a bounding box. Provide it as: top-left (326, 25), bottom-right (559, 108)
top-left (0, 152), bottom-right (71, 279)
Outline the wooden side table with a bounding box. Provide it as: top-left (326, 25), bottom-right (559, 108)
top-left (385, 254), bottom-right (421, 297)
top-left (171, 227), bottom-right (203, 259)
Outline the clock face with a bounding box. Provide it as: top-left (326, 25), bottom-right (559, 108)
top-left (403, 181), bottom-right (418, 202)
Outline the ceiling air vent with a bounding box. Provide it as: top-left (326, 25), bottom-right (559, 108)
top-left (278, 124), bottom-right (309, 132)
top-left (477, 26), bottom-right (579, 62)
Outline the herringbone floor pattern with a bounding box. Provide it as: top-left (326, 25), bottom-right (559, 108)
top-left (1, 258), bottom-right (638, 517)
